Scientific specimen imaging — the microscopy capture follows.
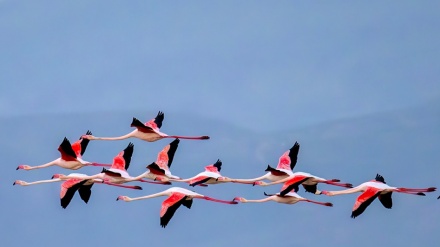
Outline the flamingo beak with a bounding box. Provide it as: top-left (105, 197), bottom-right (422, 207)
top-left (13, 181), bottom-right (16, 185)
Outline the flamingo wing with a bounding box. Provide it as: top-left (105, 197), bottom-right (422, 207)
top-left (265, 165), bottom-right (289, 176)
top-left (79, 130), bottom-right (92, 156)
top-left (147, 162), bottom-right (166, 176)
top-left (58, 137), bottom-right (77, 161)
top-left (280, 175), bottom-right (311, 196)
top-left (60, 178), bottom-right (86, 209)
top-left (189, 176), bottom-right (211, 187)
top-left (351, 187), bottom-right (382, 218)
top-left (160, 192), bottom-right (188, 228)
top-left (288, 142), bottom-right (300, 170)
top-left (378, 192), bottom-right (393, 209)
top-left (302, 184), bottom-right (318, 194)
top-left (276, 142), bottom-right (300, 171)
top-left (111, 143), bottom-right (134, 170)
top-left (166, 138), bottom-right (180, 168)
top-left (131, 117), bottom-right (155, 133)
top-left (205, 160), bottom-right (222, 173)
top-left (150, 111), bottom-right (164, 129)
top-left (375, 174), bottom-right (386, 183)
top-left (78, 183), bottom-right (94, 204)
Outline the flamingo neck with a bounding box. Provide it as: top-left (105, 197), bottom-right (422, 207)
top-left (202, 196), bottom-right (237, 204)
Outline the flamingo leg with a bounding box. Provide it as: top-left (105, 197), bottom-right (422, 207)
top-left (304, 199), bottom-right (333, 207)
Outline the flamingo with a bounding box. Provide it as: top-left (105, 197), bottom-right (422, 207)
top-left (233, 192), bottom-right (333, 207)
top-left (82, 111), bottom-right (210, 142)
top-left (255, 171), bottom-right (353, 195)
top-left (231, 142), bottom-right (300, 184)
top-left (321, 174), bottom-right (436, 218)
top-left (17, 130), bottom-right (110, 171)
top-left (171, 159), bottom-right (246, 187)
top-left (62, 142), bottom-right (170, 185)
top-left (138, 138), bottom-right (182, 183)
top-left (13, 173), bottom-right (142, 208)
top-left (116, 187), bottom-right (237, 228)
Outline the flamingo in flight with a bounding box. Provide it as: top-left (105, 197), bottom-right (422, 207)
top-left (255, 171), bottom-right (353, 196)
top-left (13, 173), bottom-right (142, 208)
top-left (82, 111), bottom-right (210, 142)
top-left (231, 142), bottom-right (300, 184)
top-left (322, 174), bottom-right (436, 218)
top-left (63, 142), bottom-right (170, 186)
top-left (171, 159), bottom-right (248, 187)
top-left (139, 138), bottom-right (182, 183)
top-left (116, 187), bottom-right (237, 228)
top-left (17, 131), bottom-right (110, 171)
top-left (234, 191), bottom-right (333, 207)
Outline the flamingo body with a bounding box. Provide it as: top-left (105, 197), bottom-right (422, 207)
top-left (117, 187), bottom-right (237, 228)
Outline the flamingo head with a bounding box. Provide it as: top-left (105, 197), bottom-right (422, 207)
top-left (233, 197), bottom-right (246, 203)
top-left (51, 174), bottom-right (67, 179)
top-left (13, 180), bottom-right (26, 186)
top-left (16, 165), bottom-right (31, 170)
top-left (116, 196), bottom-right (131, 202)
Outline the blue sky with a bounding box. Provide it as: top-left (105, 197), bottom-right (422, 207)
top-left (2, 1), bottom-right (440, 246)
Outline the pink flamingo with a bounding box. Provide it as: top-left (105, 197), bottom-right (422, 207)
top-left (62, 142), bottom-right (170, 185)
top-left (140, 138), bottom-right (182, 183)
top-left (234, 191), bottom-right (333, 207)
top-left (17, 130), bottom-right (110, 171)
top-left (255, 171), bottom-right (352, 195)
top-left (171, 159), bottom-right (249, 187)
top-left (231, 142), bottom-right (300, 184)
top-left (13, 173), bottom-right (142, 208)
top-left (82, 111), bottom-right (210, 142)
top-left (322, 174), bottom-right (436, 218)
top-left (117, 187), bottom-right (237, 228)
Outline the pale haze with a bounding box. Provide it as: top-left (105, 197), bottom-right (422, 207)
top-left (1, 1), bottom-right (439, 247)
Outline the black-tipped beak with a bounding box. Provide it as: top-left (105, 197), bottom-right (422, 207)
top-left (252, 182), bottom-right (256, 186)
top-left (437, 195), bottom-right (440, 199)
top-left (13, 182), bottom-right (16, 185)
top-left (51, 175), bottom-right (55, 179)
top-left (116, 197), bottom-right (120, 201)
top-left (16, 167), bottom-right (19, 170)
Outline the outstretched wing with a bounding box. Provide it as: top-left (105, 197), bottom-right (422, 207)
top-left (111, 143), bottom-right (134, 170)
top-left (375, 174), bottom-right (386, 184)
top-left (280, 175), bottom-right (310, 196)
top-left (79, 130), bottom-right (92, 156)
top-left (265, 165), bottom-right (290, 176)
top-left (189, 176), bottom-right (211, 187)
top-left (166, 138), bottom-right (180, 168)
top-left (60, 179), bottom-right (86, 209)
top-left (276, 142), bottom-right (300, 171)
top-left (78, 183), bottom-right (94, 204)
top-left (58, 137), bottom-right (77, 161)
top-left (351, 187), bottom-right (381, 218)
top-left (131, 117), bottom-right (155, 133)
top-left (288, 142), bottom-right (300, 170)
top-left (160, 192), bottom-right (187, 228)
top-left (378, 192), bottom-right (393, 209)
top-left (149, 111), bottom-right (164, 129)
top-left (156, 139), bottom-right (180, 170)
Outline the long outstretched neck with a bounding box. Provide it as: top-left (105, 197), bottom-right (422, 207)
top-left (231, 174), bottom-right (269, 184)
top-left (304, 199), bottom-right (333, 207)
top-left (202, 196), bottom-right (237, 204)
top-left (325, 186), bottom-right (364, 196)
top-left (103, 182), bottom-right (142, 190)
top-left (126, 191), bottom-right (168, 201)
top-left (166, 135), bottom-right (210, 140)
top-left (15, 178), bottom-right (61, 185)
top-left (94, 132), bottom-right (134, 141)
